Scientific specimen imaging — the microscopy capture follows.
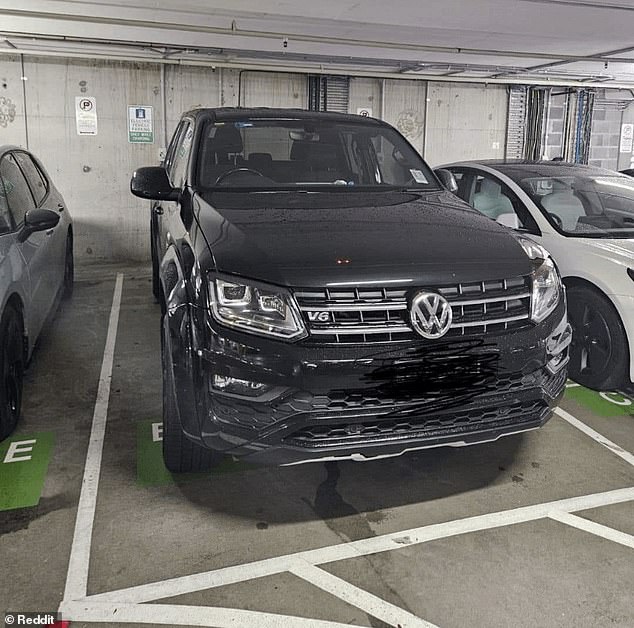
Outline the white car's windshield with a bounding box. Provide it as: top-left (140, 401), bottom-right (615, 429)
top-left (517, 174), bottom-right (634, 238)
top-left (196, 119), bottom-right (439, 191)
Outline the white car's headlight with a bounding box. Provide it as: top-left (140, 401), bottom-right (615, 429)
top-left (516, 236), bottom-right (562, 323)
top-left (208, 275), bottom-right (307, 340)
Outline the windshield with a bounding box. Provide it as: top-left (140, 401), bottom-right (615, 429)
top-left (516, 174), bottom-right (634, 238)
top-left (196, 119), bottom-right (438, 191)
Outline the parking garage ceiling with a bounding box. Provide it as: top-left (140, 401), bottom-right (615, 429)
top-left (1, 0), bottom-right (634, 87)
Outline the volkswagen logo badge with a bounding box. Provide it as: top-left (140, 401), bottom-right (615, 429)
top-left (410, 292), bottom-right (453, 339)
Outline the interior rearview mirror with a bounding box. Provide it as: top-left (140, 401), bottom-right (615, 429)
top-left (18, 208), bottom-right (60, 243)
top-left (434, 168), bottom-right (459, 194)
top-left (131, 166), bottom-right (179, 201)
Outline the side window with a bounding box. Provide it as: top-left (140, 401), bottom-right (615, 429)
top-left (163, 121), bottom-right (186, 176)
top-left (169, 123), bottom-right (194, 189)
top-left (0, 157), bottom-right (14, 234)
top-left (0, 154), bottom-right (36, 227)
top-left (471, 173), bottom-right (540, 234)
top-left (13, 152), bottom-right (48, 205)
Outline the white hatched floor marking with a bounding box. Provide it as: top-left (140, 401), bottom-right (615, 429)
top-left (555, 407), bottom-right (634, 467)
top-left (59, 288), bottom-right (634, 627)
top-left (75, 486), bottom-right (634, 608)
top-left (289, 560), bottom-right (438, 628)
top-left (60, 601), bottom-right (359, 628)
top-left (549, 511), bottom-right (634, 549)
top-left (62, 273), bottom-right (124, 603)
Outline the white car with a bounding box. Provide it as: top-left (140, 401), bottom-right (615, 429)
top-left (438, 160), bottom-right (634, 391)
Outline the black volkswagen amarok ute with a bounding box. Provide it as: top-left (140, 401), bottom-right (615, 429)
top-left (131, 108), bottom-right (571, 472)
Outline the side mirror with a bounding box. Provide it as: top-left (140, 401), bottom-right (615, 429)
top-left (496, 213), bottom-right (521, 229)
top-left (18, 208), bottom-right (61, 243)
top-left (131, 166), bottom-right (179, 201)
top-left (434, 168), bottom-right (459, 194)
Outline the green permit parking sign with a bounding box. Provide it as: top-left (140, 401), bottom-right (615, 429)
top-left (128, 105), bottom-right (154, 143)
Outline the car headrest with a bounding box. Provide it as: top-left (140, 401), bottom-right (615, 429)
top-left (210, 124), bottom-right (244, 154)
top-left (480, 178), bottom-right (502, 196)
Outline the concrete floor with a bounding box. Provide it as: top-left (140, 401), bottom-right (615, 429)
top-left (1, 263), bottom-right (633, 628)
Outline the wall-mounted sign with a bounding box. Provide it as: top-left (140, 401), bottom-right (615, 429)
top-left (620, 123), bottom-right (633, 153)
top-left (75, 97), bottom-right (98, 135)
top-left (356, 107), bottom-right (373, 118)
top-left (128, 105), bottom-right (154, 143)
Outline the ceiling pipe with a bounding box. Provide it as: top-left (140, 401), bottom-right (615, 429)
top-left (4, 8), bottom-right (634, 65)
top-left (2, 45), bottom-right (634, 89)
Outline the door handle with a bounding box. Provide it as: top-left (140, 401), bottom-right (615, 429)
top-left (154, 205), bottom-right (164, 215)
top-left (57, 203), bottom-right (65, 212)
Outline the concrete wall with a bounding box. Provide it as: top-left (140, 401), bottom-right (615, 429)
top-left (348, 77), bottom-right (382, 119)
top-left (1, 55), bottom-right (511, 262)
top-left (424, 82), bottom-right (508, 166)
top-left (239, 71), bottom-right (307, 108)
top-left (1, 55), bottom-right (163, 261)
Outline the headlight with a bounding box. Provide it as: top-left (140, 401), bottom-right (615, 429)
top-left (516, 236), bottom-right (562, 323)
top-left (208, 275), bottom-right (307, 340)
top-left (531, 256), bottom-right (562, 323)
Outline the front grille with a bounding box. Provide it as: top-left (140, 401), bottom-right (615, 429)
top-left (285, 400), bottom-right (549, 449)
top-left (295, 276), bottom-right (532, 344)
top-left (210, 366), bottom-right (564, 432)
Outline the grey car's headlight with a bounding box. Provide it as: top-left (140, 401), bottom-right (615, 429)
top-left (208, 275), bottom-right (307, 340)
top-left (516, 236), bottom-right (562, 323)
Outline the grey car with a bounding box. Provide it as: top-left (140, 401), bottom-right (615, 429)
top-left (0, 146), bottom-right (73, 440)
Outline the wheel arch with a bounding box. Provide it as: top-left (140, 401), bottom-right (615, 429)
top-left (563, 275), bottom-right (632, 385)
top-left (3, 293), bottom-right (28, 363)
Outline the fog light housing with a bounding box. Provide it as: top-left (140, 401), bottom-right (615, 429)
top-left (546, 323), bottom-right (572, 374)
top-left (211, 374), bottom-right (272, 397)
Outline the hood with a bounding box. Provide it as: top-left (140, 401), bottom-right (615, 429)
top-left (195, 189), bottom-right (533, 287)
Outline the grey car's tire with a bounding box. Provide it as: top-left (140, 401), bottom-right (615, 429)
top-left (0, 306), bottom-right (24, 441)
top-left (567, 286), bottom-right (629, 391)
top-left (63, 233), bottom-right (74, 299)
top-left (161, 317), bottom-right (219, 472)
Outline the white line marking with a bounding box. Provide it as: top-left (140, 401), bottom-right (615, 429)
top-left (59, 601), bottom-right (358, 627)
top-left (87, 486), bottom-right (634, 605)
top-left (290, 560), bottom-right (437, 628)
top-left (548, 511), bottom-right (634, 549)
top-left (565, 382), bottom-right (581, 388)
top-left (555, 407), bottom-right (634, 467)
top-left (62, 273), bottom-right (124, 603)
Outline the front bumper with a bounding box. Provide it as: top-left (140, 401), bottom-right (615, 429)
top-left (180, 302), bottom-right (570, 465)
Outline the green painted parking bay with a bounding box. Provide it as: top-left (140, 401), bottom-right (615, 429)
top-left (565, 383), bottom-right (634, 417)
top-left (0, 432), bottom-right (54, 511)
top-left (136, 419), bottom-right (253, 486)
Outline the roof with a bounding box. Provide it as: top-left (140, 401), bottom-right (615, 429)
top-left (452, 159), bottom-right (626, 179)
top-left (182, 107), bottom-right (386, 126)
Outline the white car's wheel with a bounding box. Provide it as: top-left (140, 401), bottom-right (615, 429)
top-left (567, 286), bottom-right (629, 391)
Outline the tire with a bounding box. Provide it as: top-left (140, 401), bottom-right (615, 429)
top-left (63, 233), bottom-right (74, 299)
top-left (0, 306), bottom-right (25, 441)
top-left (567, 285), bottom-right (629, 391)
top-left (161, 316), bottom-right (219, 472)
